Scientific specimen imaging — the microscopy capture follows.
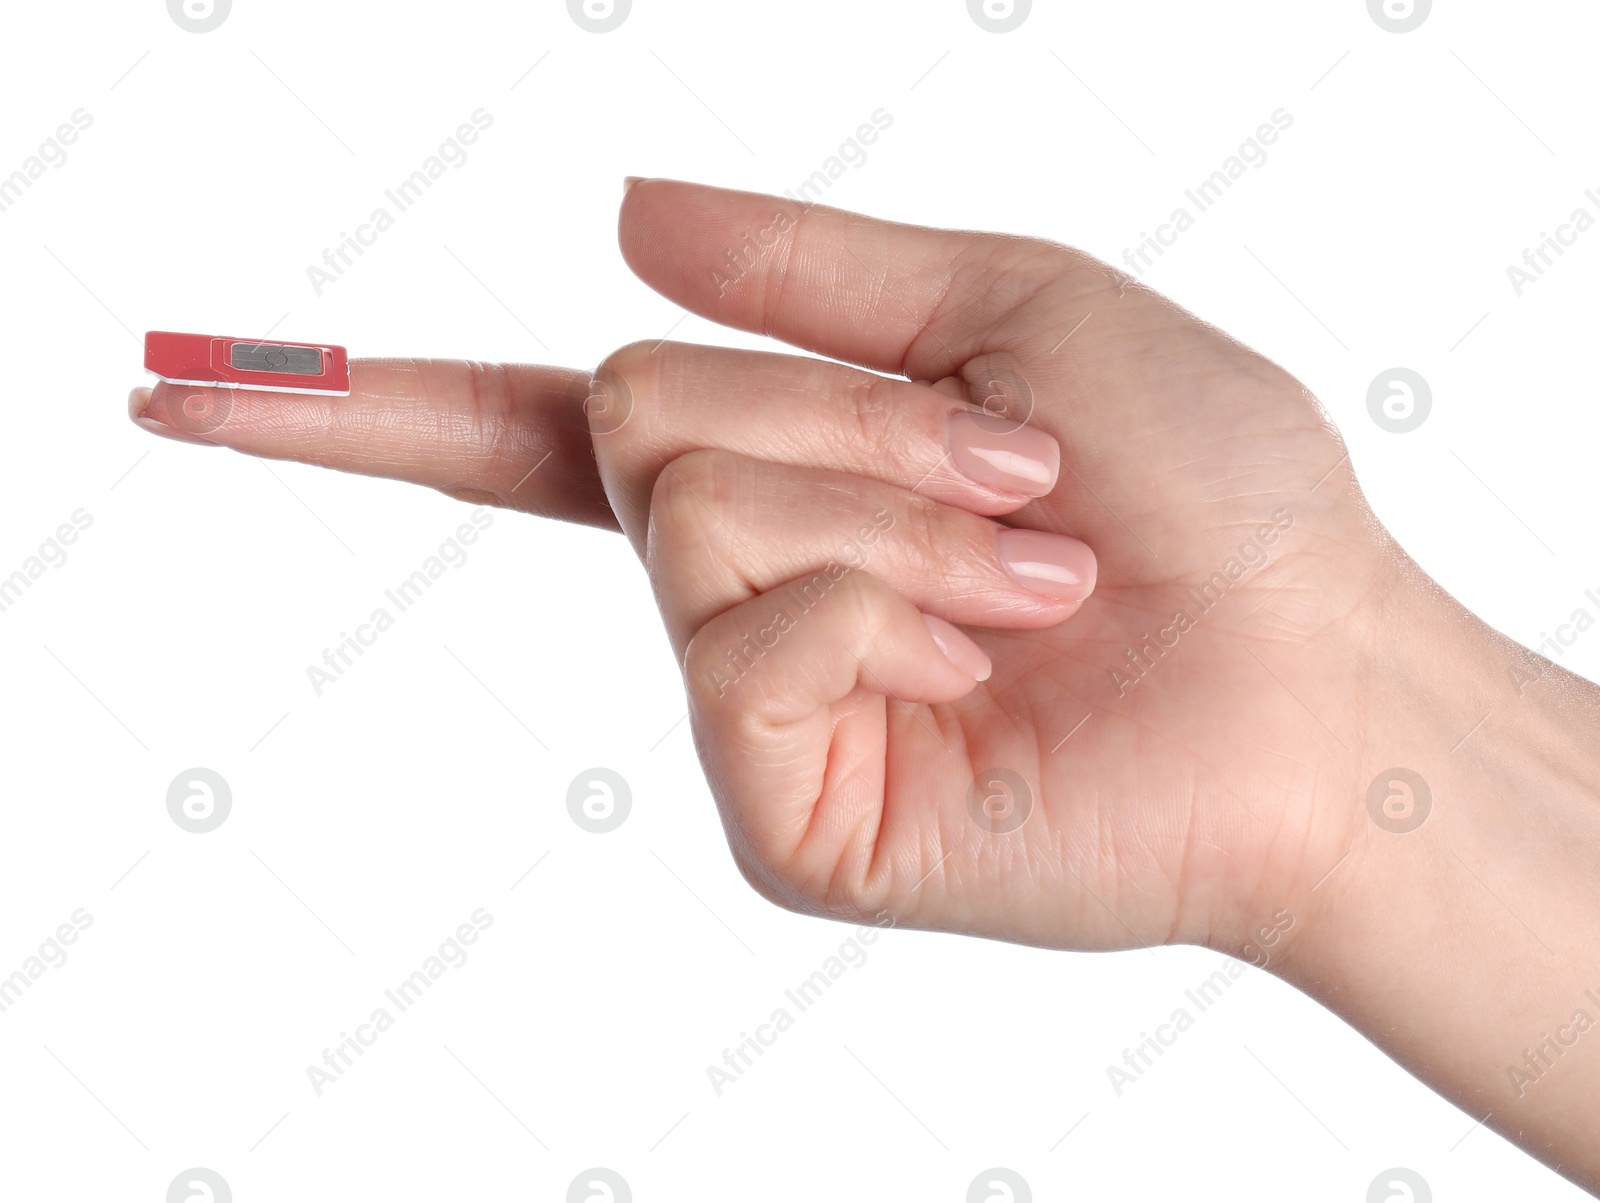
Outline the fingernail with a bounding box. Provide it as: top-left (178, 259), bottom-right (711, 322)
top-left (922, 614), bottom-right (992, 682)
top-left (946, 411), bottom-right (1060, 497)
top-left (128, 387), bottom-right (220, 447)
top-left (624, 176), bottom-right (644, 194)
top-left (996, 529), bottom-right (1097, 602)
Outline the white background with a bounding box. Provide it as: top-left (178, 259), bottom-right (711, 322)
top-left (1, 0), bottom-right (1596, 1199)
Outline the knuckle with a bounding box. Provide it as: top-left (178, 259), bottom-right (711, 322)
top-left (589, 340), bottom-right (671, 443)
top-left (680, 620), bottom-right (759, 734)
top-left (947, 237), bottom-right (1085, 323)
top-left (680, 624), bottom-right (714, 694)
top-left (895, 493), bottom-right (958, 581)
top-left (729, 849), bottom-right (819, 916)
top-left (460, 361), bottom-right (522, 488)
top-left (823, 568), bottom-right (899, 660)
top-left (834, 562), bottom-right (886, 620)
top-left (646, 448), bottom-right (742, 559)
top-left (734, 845), bottom-right (885, 923)
top-left (975, 234), bottom-right (1082, 279)
top-left (593, 338), bottom-right (660, 382)
top-left (836, 370), bottom-right (900, 464)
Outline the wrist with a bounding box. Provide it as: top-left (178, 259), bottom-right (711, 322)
top-left (1257, 546), bottom-right (1600, 1186)
top-left (1282, 552), bottom-right (1600, 978)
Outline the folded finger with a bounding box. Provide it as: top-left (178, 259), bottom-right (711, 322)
top-left (646, 450), bottom-right (1096, 654)
top-left (590, 340), bottom-right (1060, 548)
top-left (683, 566), bottom-right (985, 894)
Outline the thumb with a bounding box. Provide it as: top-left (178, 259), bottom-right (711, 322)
top-left (617, 178), bottom-right (1106, 386)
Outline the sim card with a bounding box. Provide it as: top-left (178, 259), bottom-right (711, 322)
top-left (144, 331), bottom-right (351, 395)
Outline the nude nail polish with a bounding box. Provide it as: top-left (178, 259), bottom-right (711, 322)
top-left (996, 529), bottom-right (1096, 601)
top-left (922, 614), bottom-right (993, 681)
top-left (946, 411), bottom-right (1060, 497)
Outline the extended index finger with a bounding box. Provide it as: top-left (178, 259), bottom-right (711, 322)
top-left (130, 359), bottom-right (618, 530)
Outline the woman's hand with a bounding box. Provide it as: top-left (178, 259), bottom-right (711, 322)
top-left (130, 180), bottom-right (1600, 1191)
top-left (580, 179), bottom-right (1393, 959)
top-left (129, 180), bottom-right (1393, 955)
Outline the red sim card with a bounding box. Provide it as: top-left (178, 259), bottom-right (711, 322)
top-left (144, 331), bottom-right (351, 395)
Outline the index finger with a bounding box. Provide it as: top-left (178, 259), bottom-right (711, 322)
top-left (130, 359), bottom-right (618, 531)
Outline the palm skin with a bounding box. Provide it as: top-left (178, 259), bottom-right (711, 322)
top-left (848, 407), bottom-right (1381, 956)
